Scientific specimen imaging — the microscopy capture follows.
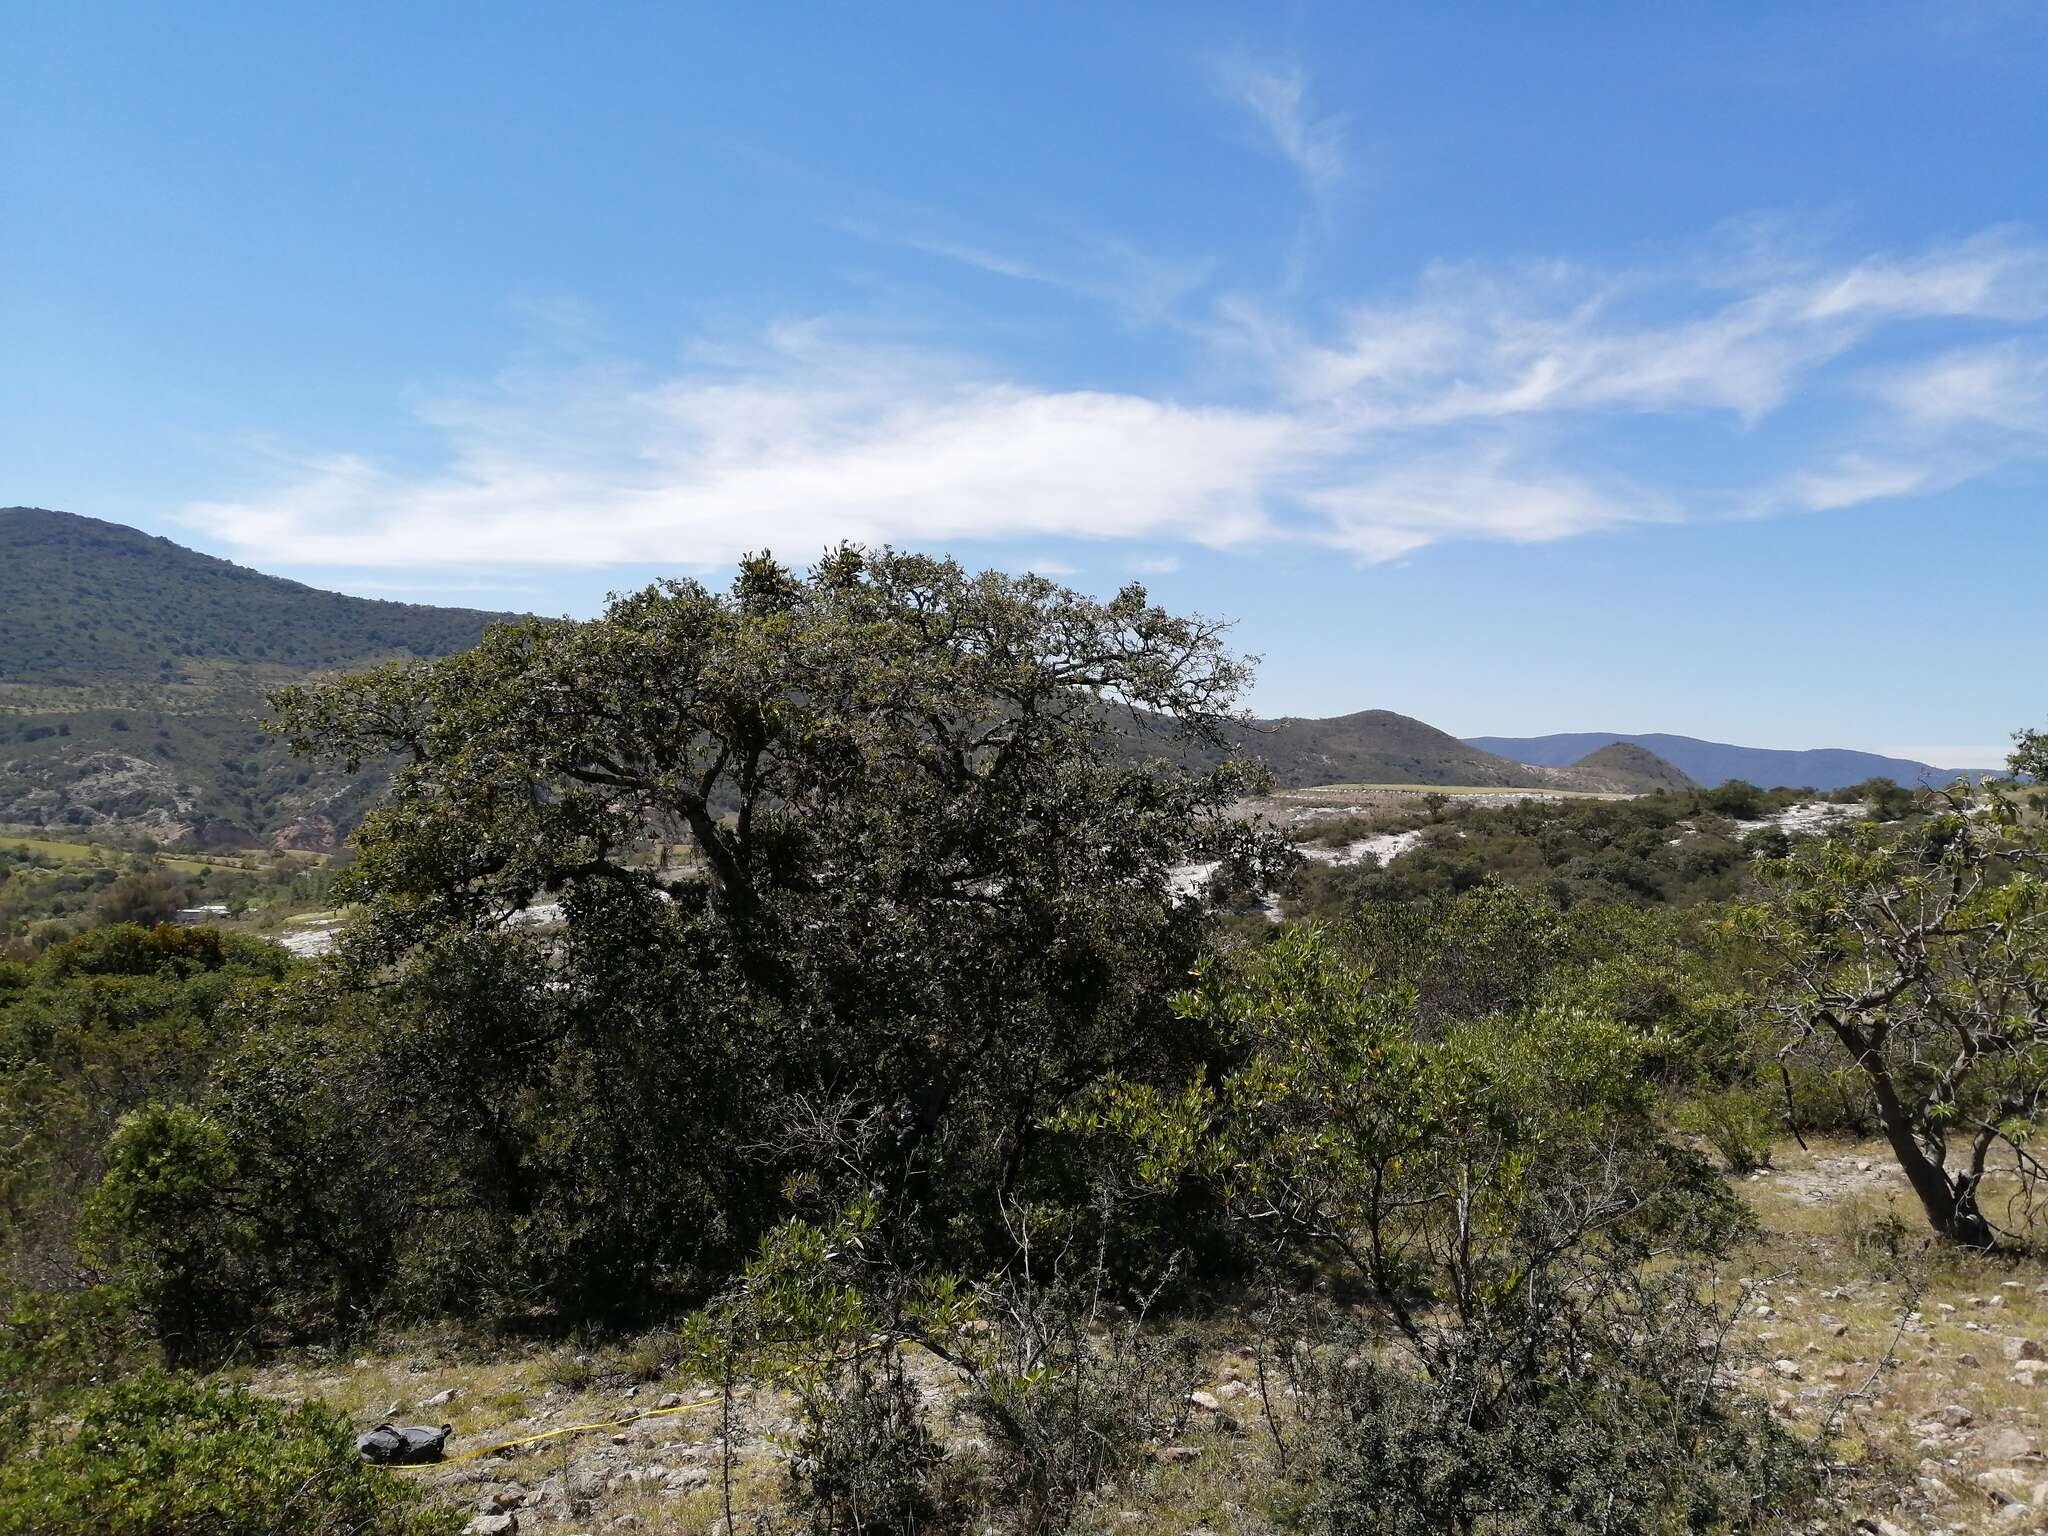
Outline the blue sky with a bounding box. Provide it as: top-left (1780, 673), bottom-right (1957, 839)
top-left (5, 3), bottom-right (2046, 764)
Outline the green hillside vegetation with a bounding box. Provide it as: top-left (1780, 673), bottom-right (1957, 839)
top-left (0, 924), bottom-right (294, 1295)
top-left (14, 550), bottom-right (2048, 1535)
top-left (1285, 781), bottom-right (1872, 919)
top-left (0, 512), bottom-right (1741, 848)
top-left (9, 547), bottom-right (2048, 1536)
top-left (0, 508), bottom-right (504, 683)
top-left (0, 509), bottom-right (516, 844)
top-left (0, 830), bottom-right (340, 955)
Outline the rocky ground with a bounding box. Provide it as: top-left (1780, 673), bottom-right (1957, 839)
top-left (231, 1138), bottom-right (2048, 1535)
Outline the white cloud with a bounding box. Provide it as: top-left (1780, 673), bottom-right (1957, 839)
top-left (1129, 553), bottom-right (1182, 574)
top-left (1872, 340), bottom-right (2048, 436)
top-left (186, 331), bottom-right (1307, 569)
top-left (1303, 458), bottom-right (1673, 562)
top-left (1255, 228), bottom-right (2048, 426)
top-left (182, 229), bottom-right (2048, 576)
top-left (1785, 454), bottom-right (1950, 512)
top-left (1216, 58), bottom-right (1348, 204)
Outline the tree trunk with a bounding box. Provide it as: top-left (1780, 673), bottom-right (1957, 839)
top-left (1864, 1061), bottom-right (1996, 1248)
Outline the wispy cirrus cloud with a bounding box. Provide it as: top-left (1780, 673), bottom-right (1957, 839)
top-left (1870, 339), bottom-right (2048, 436)
top-left (835, 217), bottom-right (1215, 325)
top-left (182, 227), bottom-right (2048, 576)
top-left (1235, 227), bottom-right (2048, 425)
top-left (1215, 57), bottom-right (1348, 206)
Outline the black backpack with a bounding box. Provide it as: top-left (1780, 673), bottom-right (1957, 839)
top-left (356, 1422), bottom-right (453, 1464)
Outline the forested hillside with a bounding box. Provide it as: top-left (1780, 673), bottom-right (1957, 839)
top-left (1149, 707), bottom-right (1550, 789)
top-left (1567, 740), bottom-right (1696, 792)
top-left (0, 512), bottom-right (1642, 844)
top-left (0, 508), bottom-right (504, 682)
top-left (0, 508), bottom-right (514, 845)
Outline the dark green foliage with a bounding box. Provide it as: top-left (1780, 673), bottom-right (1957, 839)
top-left (1701, 779), bottom-right (1767, 819)
top-left (1286, 786), bottom-right (1849, 918)
top-left (0, 508), bottom-right (505, 683)
top-left (1098, 926), bottom-right (1815, 1534)
top-left (1675, 1084), bottom-right (1778, 1173)
top-left (1269, 880), bottom-right (1752, 1090)
top-left (0, 508), bottom-right (514, 838)
top-left (0, 1371), bottom-right (460, 1536)
top-left (1300, 1303), bottom-right (1815, 1536)
top-left (957, 1274), bottom-right (1199, 1535)
top-left (1336, 880), bottom-right (1572, 1027)
top-left (114, 550), bottom-right (1274, 1336)
top-left (0, 924), bottom-right (289, 1295)
top-left (0, 1286), bottom-right (143, 1450)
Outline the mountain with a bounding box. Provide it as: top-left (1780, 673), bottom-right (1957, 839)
top-left (1465, 731), bottom-right (1977, 791)
top-left (0, 508), bottom-right (506, 684)
top-left (1564, 742), bottom-right (1695, 794)
top-left (1149, 709), bottom-right (1551, 790)
top-left (9, 507), bottom-right (1967, 843)
top-left (0, 507), bottom-right (517, 845)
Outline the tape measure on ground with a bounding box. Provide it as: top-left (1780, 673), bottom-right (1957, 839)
top-left (410, 1395), bottom-right (723, 1467)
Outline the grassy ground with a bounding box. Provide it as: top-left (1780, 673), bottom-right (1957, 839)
top-left (227, 1137), bottom-right (2048, 1535)
top-left (0, 824), bottom-right (326, 876)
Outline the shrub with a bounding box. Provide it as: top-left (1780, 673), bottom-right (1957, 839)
top-left (0, 1371), bottom-right (460, 1536)
top-left (83, 1103), bottom-right (261, 1363)
top-left (1702, 780), bottom-right (1766, 819)
top-left (960, 1272), bottom-right (1198, 1535)
top-left (1676, 1084), bottom-right (1777, 1173)
top-left (1101, 927), bottom-right (1818, 1534)
top-left (1297, 1291), bottom-right (1815, 1536)
top-left (785, 1353), bottom-right (959, 1536)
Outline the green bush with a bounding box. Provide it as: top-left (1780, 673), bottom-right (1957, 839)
top-left (0, 1371), bottom-right (460, 1536)
top-left (1676, 1084), bottom-right (1777, 1173)
top-left (785, 1353), bottom-right (961, 1536)
top-left (1, 924), bottom-right (289, 1297)
top-left (961, 1276), bottom-right (1198, 1535)
top-left (1780, 1062), bottom-right (1878, 1136)
top-left (1299, 1300), bottom-right (1816, 1536)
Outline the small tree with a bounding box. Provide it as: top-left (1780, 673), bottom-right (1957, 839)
top-left (1088, 927), bottom-right (1812, 1535)
top-left (1745, 774), bottom-right (2048, 1248)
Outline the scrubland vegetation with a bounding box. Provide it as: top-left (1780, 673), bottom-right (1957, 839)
top-left (0, 832), bottom-right (340, 955)
top-left (3, 550), bottom-right (2046, 1535)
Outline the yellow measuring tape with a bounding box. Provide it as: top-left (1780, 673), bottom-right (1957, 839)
top-left (408, 1395), bottom-right (722, 1467)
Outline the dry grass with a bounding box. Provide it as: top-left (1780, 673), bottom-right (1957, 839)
top-left (1730, 1138), bottom-right (2048, 1534)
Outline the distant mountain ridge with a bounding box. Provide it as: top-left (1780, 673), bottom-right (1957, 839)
top-left (2, 506), bottom-right (1969, 843)
top-left (1215, 710), bottom-right (1549, 789)
top-left (1131, 711), bottom-right (1695, 794)
top-left (1465, 731), bottom-right (1980, 791)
